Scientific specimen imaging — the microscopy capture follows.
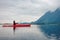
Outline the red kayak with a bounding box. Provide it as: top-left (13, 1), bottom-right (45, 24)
top-left (3, 20), bottom-right (31, 33)
top-left (3, 20), bottom-right (31, 27)
top-left (3, 24), bottom-right (31, 27)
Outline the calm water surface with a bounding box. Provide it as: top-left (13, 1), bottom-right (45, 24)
top-left (0, 24), bottom-right (60, 40)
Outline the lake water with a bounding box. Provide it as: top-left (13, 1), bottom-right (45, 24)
top-left (0, 24), bottom-right (60, 40)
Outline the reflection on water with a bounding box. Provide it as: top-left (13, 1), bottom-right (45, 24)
top-left (0, 25), bottom-right (47, 40)
top-left (0, 24), bottom-right (60, 40)
top-left (38, 24), bottom-right (60, 40)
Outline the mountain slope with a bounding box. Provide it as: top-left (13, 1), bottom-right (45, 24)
top-left (35, 8), bottom-right (60, 24)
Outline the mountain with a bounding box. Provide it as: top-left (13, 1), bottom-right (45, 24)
top-left (34, 8), bottom-right (60, 24)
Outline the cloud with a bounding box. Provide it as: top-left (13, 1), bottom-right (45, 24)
top-left (0, 0), bottom-right (60, 22)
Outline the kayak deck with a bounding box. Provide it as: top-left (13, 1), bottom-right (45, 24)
top-left (3, 24), bottom-right (31, 27)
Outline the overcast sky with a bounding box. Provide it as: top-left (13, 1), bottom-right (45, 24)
top-left (0, 0), bottom-right (60, 23)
